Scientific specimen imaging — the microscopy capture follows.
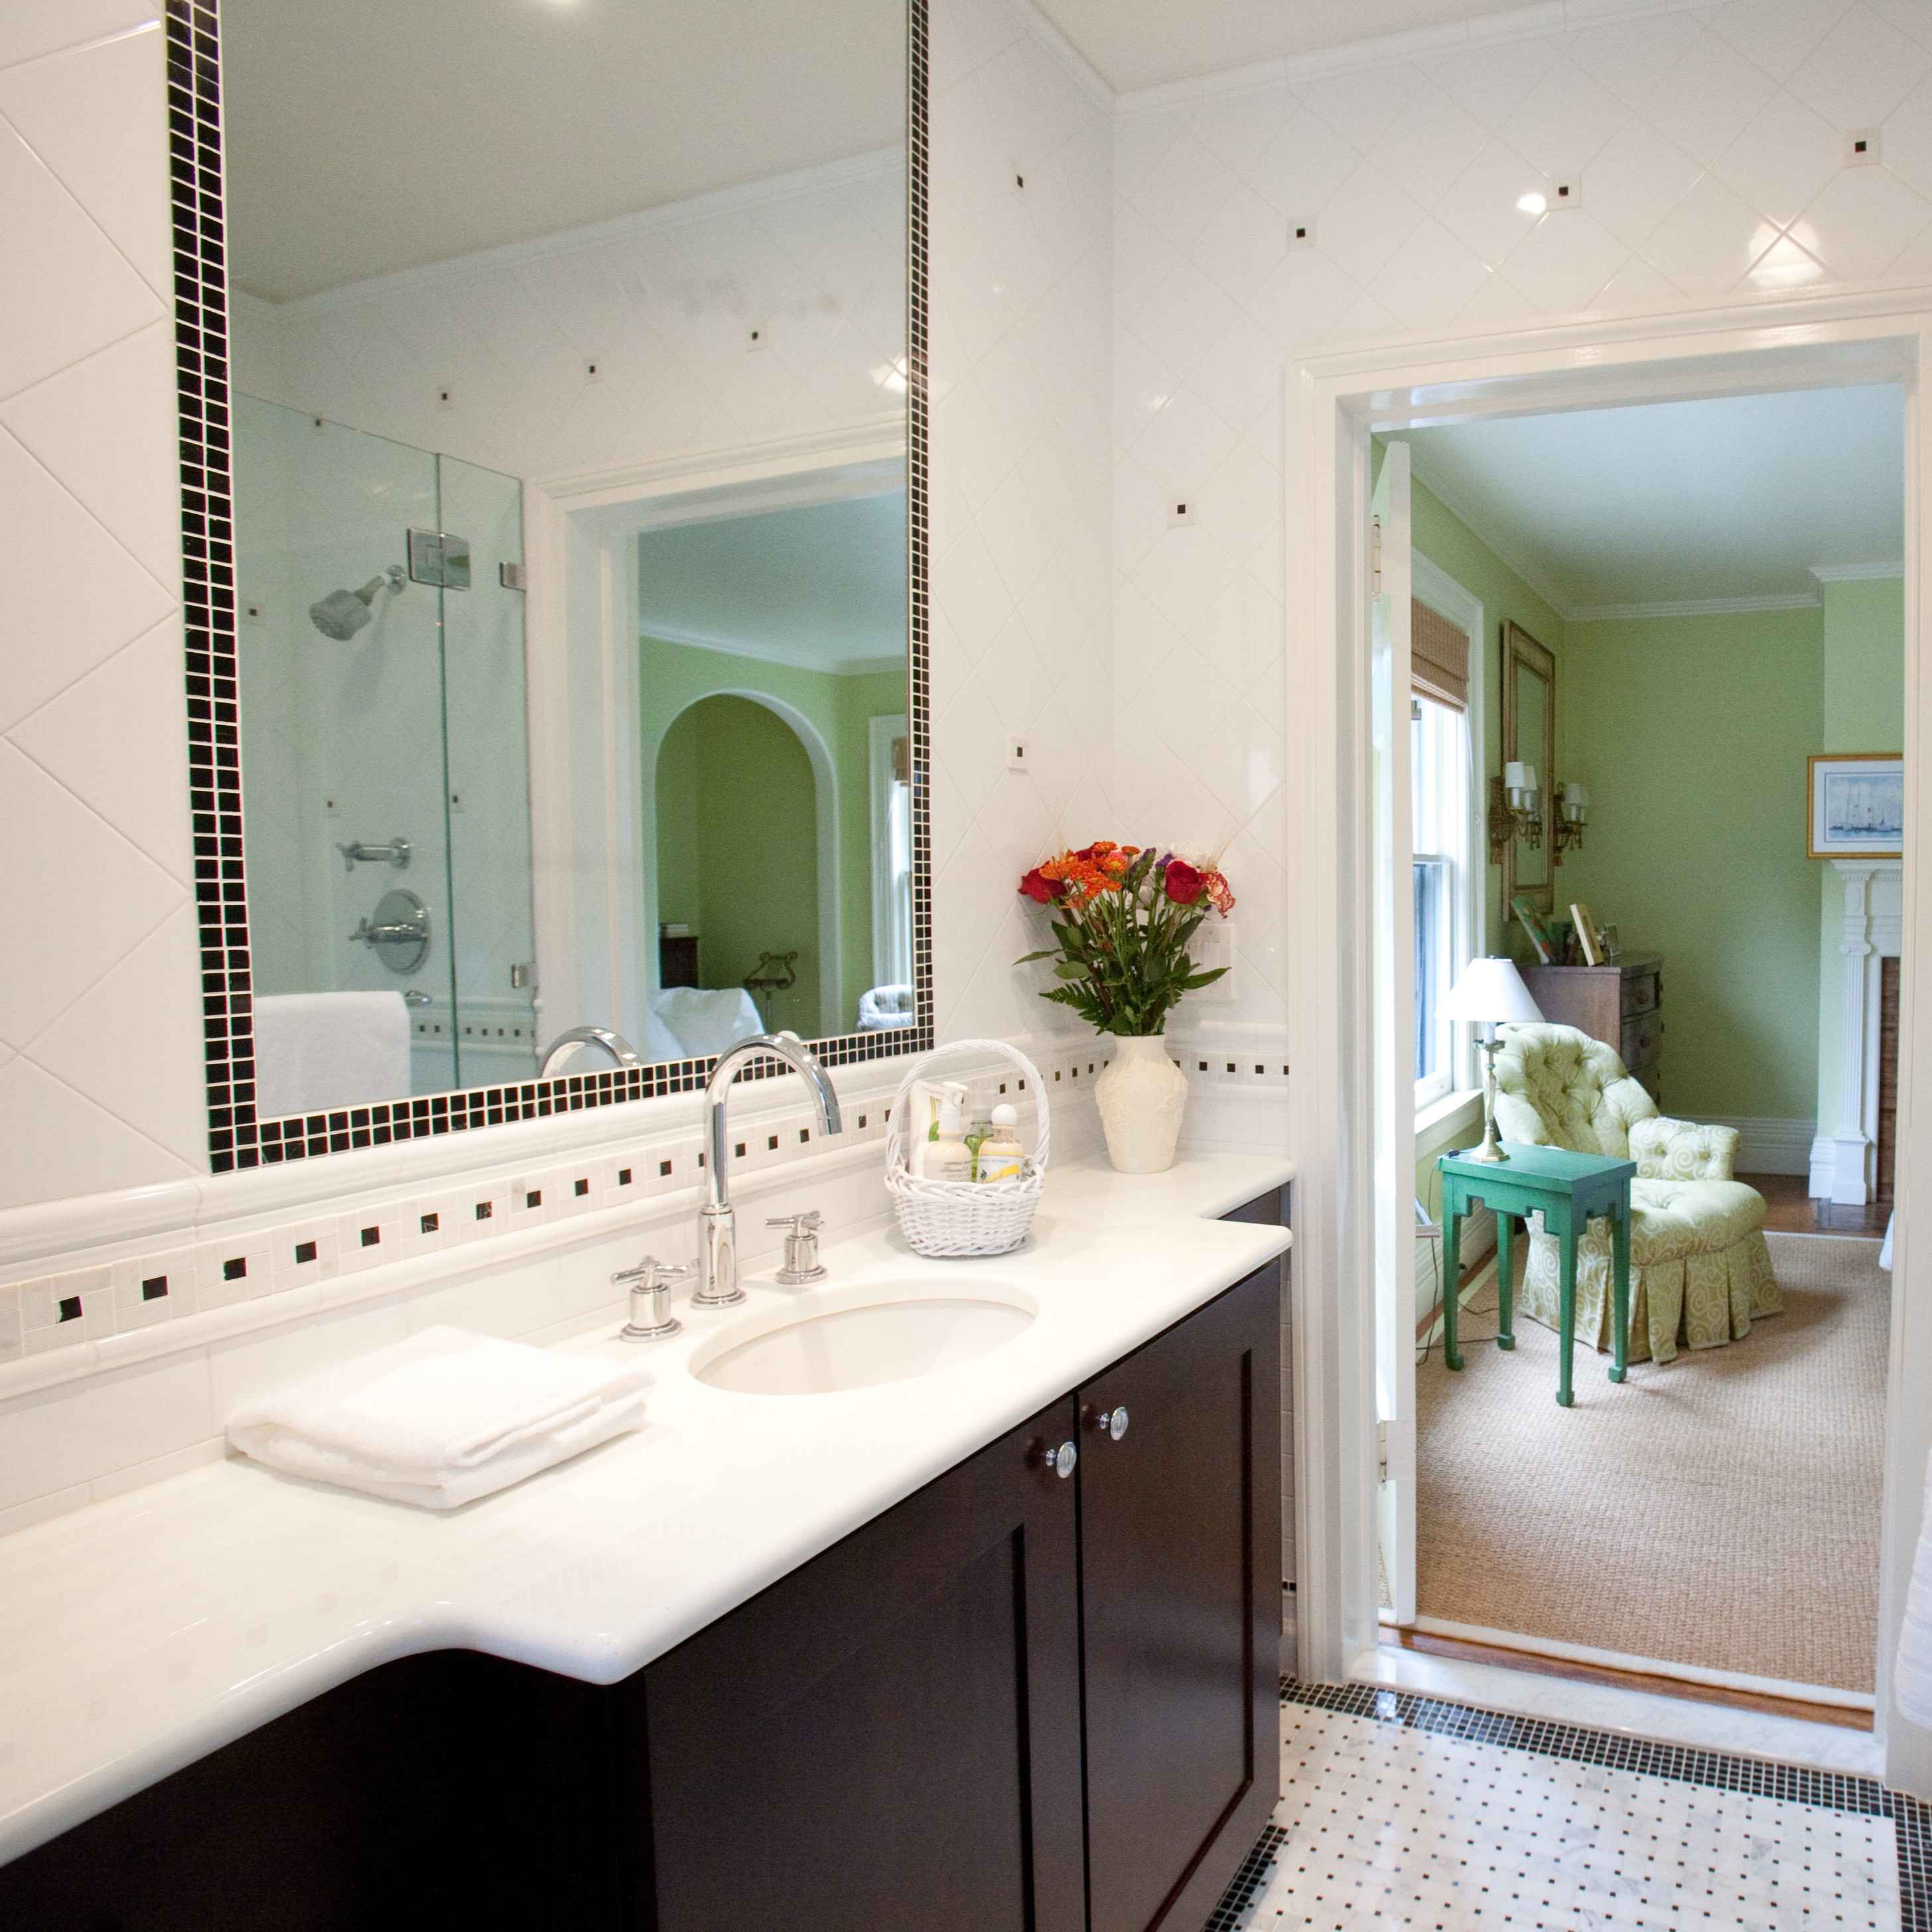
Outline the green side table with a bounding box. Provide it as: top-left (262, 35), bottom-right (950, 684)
top-left (1436, 1142), bottom-right (1636, 1408)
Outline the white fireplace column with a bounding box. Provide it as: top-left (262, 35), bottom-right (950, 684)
top-left (1813, 859), bottom-right (1903, 1205)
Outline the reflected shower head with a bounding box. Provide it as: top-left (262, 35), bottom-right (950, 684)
top-left (308, 566), bottom-right (405, 640)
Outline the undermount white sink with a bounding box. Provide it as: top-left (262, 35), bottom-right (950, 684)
top-left (691, 1282), bottom-right (1035, 1396)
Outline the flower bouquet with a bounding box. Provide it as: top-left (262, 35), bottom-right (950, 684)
top-left (1014, 841), bottom-right (1235, 1172)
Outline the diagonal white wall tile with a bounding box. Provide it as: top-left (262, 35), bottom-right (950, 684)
top-left (0, 426), bottom-right (174, 734)
top-left (7, 616), bottom-right (191, 883)
top-left (0, 741), bottom-right (183, 1048)
top-left (0, 321), bottom-right (180, 588)
top-left (23, 904), bottom-right (205, 1166)
top-left (0, 22), bottom-right (171, 299)
top-left (0, 0), bottom-right (156, 73)
top-left (0, 111), bottom-right (161, 405)
top-left (1787, 1), bottom-right (1932, 129)
top-left (0, 1054), bottom-right (195, 1213)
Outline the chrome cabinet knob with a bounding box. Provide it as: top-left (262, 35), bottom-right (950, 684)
top-left (1035, 1439), bottom-right (1077, 1480)
top-left (1086, 1403), bottom-right (1129, 1442)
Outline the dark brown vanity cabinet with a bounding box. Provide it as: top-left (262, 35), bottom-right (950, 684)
top-left (1, 1255), bottom-right (1282, 1932)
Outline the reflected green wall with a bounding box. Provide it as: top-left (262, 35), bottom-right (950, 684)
top-left (1561, 608), bottom-right (1825, 1121)
top-left (642, 634), bottom-right (906, 1030)
top-left (658, 695), bottom-right (821, 1034)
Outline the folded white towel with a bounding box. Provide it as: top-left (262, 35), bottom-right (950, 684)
top-left (256, 991), bottom-right (411, 1118)
top-left (227, 1326), bottom-right (650, 1510)
top-left (1898, 1448), bottom-right (1932, 1728)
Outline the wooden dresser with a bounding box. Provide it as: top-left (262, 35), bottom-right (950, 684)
top-left (1520, 953), bottom-right (1664, 1104)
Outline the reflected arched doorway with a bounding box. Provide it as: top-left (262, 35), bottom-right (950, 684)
top-left (653, 692), bottom-right (829, 1037)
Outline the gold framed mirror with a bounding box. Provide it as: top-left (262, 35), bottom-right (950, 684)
top-left (1500, 620), bottom-right (1556, 918)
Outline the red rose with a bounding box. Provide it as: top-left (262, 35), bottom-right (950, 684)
top-left (1164, 860), bottom-right (1204, 906)
top-left (1019, 866), bottom-right (1058, 904)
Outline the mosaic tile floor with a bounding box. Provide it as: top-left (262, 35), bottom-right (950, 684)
top-left (1203, 1683), bottom-right (1932, 1932)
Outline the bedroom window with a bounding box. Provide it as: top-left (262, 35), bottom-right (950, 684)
top-left (1413, 688), bottom-right (1469, 1108)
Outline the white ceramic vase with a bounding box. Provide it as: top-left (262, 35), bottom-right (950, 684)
top-left (1093, 1033), bottom-right (1187, 1174)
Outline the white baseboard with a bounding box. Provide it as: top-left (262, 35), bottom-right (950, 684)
top-left (1688, 1115), bottom-right (1815, 1177)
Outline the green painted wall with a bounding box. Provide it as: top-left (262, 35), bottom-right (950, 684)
top-left (657, 695), bottom-right (821, 1035)
top-left (1815, 579), bottom-right (1906, 1137)
top-left (642, 635), bottom-right (906, 1030)
top-left (1561, 608), bottom-right (1824, 1121)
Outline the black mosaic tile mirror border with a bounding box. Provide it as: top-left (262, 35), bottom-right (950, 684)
top-left (1282, 1679), bottom-right (1932, 1929)
top-left (164, 0), bottom-right (934, 1172)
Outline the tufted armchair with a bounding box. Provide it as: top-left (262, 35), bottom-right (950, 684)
top-left (1490, 1024), bottom-right (1779, 1363)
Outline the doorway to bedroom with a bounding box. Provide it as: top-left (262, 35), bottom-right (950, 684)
top-left (1376, 379), bottom-right (1905, 1724)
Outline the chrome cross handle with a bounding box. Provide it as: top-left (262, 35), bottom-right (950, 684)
top-left (766, 1209), bottom-right (826, 1284)
top-left (614, 1255), bottom-right (691, 1342)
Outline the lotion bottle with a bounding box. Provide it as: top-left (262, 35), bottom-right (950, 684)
top-left (928, 1091), bottom-right (973, 1183)
top-left (977, 1103), bottom-right (1025, 1183)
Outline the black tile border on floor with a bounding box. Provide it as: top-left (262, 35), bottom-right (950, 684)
top-left (164, 0), bottom-right (933, 1173)
top-left (1282, 1677), bottom-right (1932, 1931)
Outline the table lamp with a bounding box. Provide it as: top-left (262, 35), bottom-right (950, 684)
top-left (1442, 956), bottom-right (1544, 1163)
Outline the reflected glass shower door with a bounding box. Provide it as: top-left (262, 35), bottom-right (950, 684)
top-left (234, 396), bottom-right (535, 1105)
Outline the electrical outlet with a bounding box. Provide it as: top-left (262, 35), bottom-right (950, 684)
top-left (1168, 498), bottom-right (1199, 528)
top-left (1006, 736), bottom-right (1028, 772)
top-left (1191, 920), bottom-right (1237, 1003)
top-left (1286, 219), bottom-right (1316, 249)
top-left (1844, 130), bottom-right (1882, 167)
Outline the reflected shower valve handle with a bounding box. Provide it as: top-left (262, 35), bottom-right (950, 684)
top-left (336, 837), bottom-right (413, 872)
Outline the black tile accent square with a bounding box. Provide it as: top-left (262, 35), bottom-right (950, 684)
top-left (58, 1295), bottom-right (82, 1323)
top-left (141, 1275), bottom-right (171, 1300)
top-left (222, 1255), bottom-right (246, 1281)
top-left (419, 1212), bottom-right (439, 1235)
top-left (293, 1240), bottom-right (317, 1265)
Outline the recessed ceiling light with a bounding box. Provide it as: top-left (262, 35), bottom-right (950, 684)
top-left (1516, 191), bottom-right (1548, 216)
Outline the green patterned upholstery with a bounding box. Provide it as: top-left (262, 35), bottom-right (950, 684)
top-left (1492, 1024), bottom-right (1779, 1363)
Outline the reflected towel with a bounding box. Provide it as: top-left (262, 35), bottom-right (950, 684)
top-left (227, 1326), bottom-right (650, 1510)
top-left (650, 985), bottom-right (764, 1058)
top-left (1899, 1449), bottom-right (1932, 1727)
top-left (256, 991), bottom-right (409, 1117)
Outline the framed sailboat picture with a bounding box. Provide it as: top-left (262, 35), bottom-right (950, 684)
top-left (1808, 753), bottom-right (1903, 859)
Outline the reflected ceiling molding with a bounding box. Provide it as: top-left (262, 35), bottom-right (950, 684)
top-left (271, 146), bottom-right (905, 318)
top-left (1810, 563), bottom-right (1906, 583)
top-left (643, 619), bottom-right (907, 679)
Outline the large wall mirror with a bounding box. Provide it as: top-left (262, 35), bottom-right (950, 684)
top-left (1500, 620), bottom-right (1556, 920)
top-left (172, 0), bottom-right (929, 1168)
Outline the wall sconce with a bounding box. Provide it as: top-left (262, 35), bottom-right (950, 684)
top-left (1553, 781), bottom-right (1589, 857)
top-left (1487, 761), bottom-right (1541, 864)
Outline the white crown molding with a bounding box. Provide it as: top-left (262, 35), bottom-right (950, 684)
top-left (1114, 0), bottom-right (1704, 115)
top-left (1569, 592), bottom-right (1823, 620)
top-left (1809, 562), bottom-right (1906, 583)
top-left (266, 147), bottom-right (904, 318)
top-left (642, 620), bottom-right (904, 679)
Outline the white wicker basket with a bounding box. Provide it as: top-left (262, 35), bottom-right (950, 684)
top-left (884, 1038), bottom-right (1050, 1257)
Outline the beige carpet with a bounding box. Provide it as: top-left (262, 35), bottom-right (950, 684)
top-left (1415, 1231), bottom-right (1888, 1694)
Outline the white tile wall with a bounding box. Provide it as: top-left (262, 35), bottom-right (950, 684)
top-left (0, 9), bottom-right (203, 1211)
top-left (1112, 0), bottom-right (1932, 1034)
top-left (929, 0), bottom-right (1120, 1042)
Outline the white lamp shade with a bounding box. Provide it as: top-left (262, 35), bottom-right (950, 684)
top-left (1503, 760), bottom-right (1529, 791)
top-left (1563, 782), bottom-right (1589, 807)
top-left (1442, 956), bottom-right (1544, 1025)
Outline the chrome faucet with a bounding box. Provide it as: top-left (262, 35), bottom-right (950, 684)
top-left (695, 1032), bottom-right (842, 1308)
top-left (537, 1025), bottom-right (642, 1079)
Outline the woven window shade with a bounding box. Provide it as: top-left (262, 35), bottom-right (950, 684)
top-left (1412, 600), bottom-right (1470, 711)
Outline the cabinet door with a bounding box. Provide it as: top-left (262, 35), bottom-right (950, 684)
top-left (633, 1398), bottom-right (1085, 1932)
top-left (1078, 1264), bottom-right (1281, 1932)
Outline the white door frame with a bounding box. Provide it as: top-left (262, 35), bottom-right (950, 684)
top-left (1284, 291), bottom-right (1930, 1794)
top-left (523, 421), bottom-right (904, 1047)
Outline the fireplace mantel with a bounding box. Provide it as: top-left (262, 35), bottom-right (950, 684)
top-left (1811, 859), bottom-right (1902, 1205)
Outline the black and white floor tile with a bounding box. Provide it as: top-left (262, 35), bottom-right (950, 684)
top-left (1202, 1681), bottom-right (1931, 1931)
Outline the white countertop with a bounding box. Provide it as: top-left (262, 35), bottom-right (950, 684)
top-left (0, 1152), bottom-right (1290, 1866)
